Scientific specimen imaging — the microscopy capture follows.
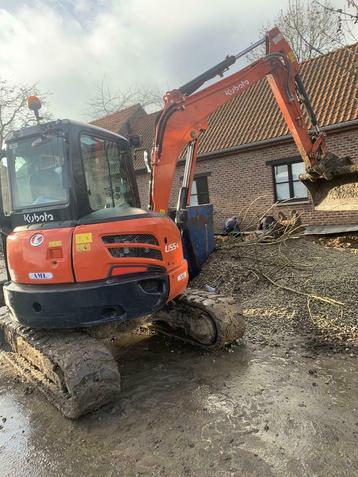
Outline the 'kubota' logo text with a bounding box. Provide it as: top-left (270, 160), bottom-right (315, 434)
top-left (165, 242), bottom-right (179, 253)
top-left (224, 80), bottom-right (250, 96)
top-left (24, 212), bottom-right (54, 223)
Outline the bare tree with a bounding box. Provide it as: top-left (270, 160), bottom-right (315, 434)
top-left (286, 0), bottom-right (358, 92)
top-left (313, 0), bottom-right (358, 43)
top-left (0, 79), bottom-right (51, 147)
top-left (248, 0), bottom-right (345, 62)
top-left (248, 0), bottom-right (358, 101)
top-left (87, 77), bottom-right (163, 118)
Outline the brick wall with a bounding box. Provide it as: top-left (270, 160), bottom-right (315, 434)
top-left (135, 127), bottom-right (358, 231)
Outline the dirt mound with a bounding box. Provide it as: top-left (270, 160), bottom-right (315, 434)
top-left (192, 238), bottom-right (358, 348)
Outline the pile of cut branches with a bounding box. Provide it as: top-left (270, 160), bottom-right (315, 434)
top-left (193, 236), bottom-right (358, 348)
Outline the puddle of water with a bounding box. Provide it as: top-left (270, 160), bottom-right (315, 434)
top-left (0, 335), bottom-right (357, 477)
top-left (0, 391), bottom-right (30, 477)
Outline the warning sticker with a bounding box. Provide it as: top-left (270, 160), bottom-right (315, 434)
top-left (76, 243), bottom-right (91, 252)
top-left (49, 240), bottom-right (62, 247)
top-left (287, 51), bottom-right (296, 63)
top-left (75, 233), bottom-right (93, 244)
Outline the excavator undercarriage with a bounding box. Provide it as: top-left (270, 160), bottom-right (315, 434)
top-left (0, 289), bottom-right (245, 418)
top-left (152, 290), bottom-right (245, 349)
top-left (0, 308), bottom-right (122, 419)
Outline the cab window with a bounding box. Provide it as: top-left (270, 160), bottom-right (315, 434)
top-left (3, 134), bottom-right (67, 211)
top-left (80, 134), bottom-right (136, 210)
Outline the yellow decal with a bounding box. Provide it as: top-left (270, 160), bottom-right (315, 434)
top-left (75, 233), bottom-right (93, 244)
top-left (287, 51), bottom-right (296, 63)
top-left (48, 240), bottom-right (62, 247)
top-left (76, 243), bottom-right (91, 252)
top-left (159, 209), bottom-right (166, 215)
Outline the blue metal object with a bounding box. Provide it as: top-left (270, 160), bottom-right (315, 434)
top-left (182, 204), bottom-right (215, 278)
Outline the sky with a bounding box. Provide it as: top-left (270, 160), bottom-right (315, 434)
top-left (0, 0), bottom-right (353, 120)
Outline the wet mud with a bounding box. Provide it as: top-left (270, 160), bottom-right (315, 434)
top-left (0, 330), bottom-right (357, 477)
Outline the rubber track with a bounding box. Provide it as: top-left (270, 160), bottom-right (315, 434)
top-left (0, 309), bottom-right (121, 419)
top-left (153, 288), bottom-right (245, 350)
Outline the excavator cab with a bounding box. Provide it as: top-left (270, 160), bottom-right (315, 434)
top-left (0, 119), bottom-right (141, 229)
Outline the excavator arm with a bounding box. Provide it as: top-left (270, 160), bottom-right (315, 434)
top-left (150, 27), bottom-right (358, 214)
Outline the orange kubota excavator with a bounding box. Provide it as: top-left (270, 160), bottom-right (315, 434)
top-left (0, 28), bottom-right (357, 418)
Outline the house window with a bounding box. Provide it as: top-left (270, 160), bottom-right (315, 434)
top-left (190, 175), bottom-right (210, 206)
top-left (273, 161), bottom-right (308, 201)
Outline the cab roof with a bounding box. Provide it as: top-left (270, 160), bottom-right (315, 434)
top-left (5, 118), bottom-right (129, 144)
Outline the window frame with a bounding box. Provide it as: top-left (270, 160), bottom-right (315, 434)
top-left (266, 156), bottom-right (309, 203)
top-left (179, 172), bottom-right (210, 206)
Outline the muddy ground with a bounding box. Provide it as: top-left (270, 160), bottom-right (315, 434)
top-left (0, 241), bottom-right (357, 477)
top-left (0, 327), bottom-right (357, 476)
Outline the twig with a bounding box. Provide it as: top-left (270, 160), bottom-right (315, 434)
top-left (237, 195), bottom-right (268, 230)
top-left (307, 296), bottom-right (314, 323)
top-left (260, 271), bottom-right (344, 307)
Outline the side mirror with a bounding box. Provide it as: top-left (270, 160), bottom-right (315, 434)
top-left (128, 135), bottom-right (142, 149)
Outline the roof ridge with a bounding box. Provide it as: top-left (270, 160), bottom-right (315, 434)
top-left (144, 110), bottom-right (162, 118)
top-left (90, 103), bottom-right (143, 123)
top-left (134, 110), bottom-right (162, 121)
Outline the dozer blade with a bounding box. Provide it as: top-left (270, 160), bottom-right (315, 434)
top-left (0, 308), bottom-right (121, 419)
top-left (300, 154), bottom-right (358, 211)
top-left (152, 289), bottom-right (245, 349)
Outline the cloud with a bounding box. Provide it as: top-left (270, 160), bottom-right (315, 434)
top-left (0, 0), bottom-right (326, 120)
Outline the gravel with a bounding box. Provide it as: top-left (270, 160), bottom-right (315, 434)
top-left (192, 237), bottom-right (358, 348)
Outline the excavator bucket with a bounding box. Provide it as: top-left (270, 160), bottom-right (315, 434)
top-left (300, 154), bottom-right (358, 211)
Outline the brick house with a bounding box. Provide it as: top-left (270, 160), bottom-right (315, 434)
top-left (91, 42), bottom-right (358, 231)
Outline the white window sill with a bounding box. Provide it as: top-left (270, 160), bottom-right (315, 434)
top-left (276, 200), bottom-right (310, 207)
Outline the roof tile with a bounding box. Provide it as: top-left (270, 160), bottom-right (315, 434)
top-left (90, 104), bottom-right (145, 134)
top-left (198, 42), bottom-right (358, 154)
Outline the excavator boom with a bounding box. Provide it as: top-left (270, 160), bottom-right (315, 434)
top-left (150, 27), bottom-right (358, 213)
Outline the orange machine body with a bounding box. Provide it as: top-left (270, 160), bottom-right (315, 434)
top-left (7, 216), bottom-right (188, 302)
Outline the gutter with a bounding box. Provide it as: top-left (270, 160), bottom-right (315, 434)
top-left (134, 118), bottom-right (358, 173)
top-left (197, 118), bottom-right (358, 160)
